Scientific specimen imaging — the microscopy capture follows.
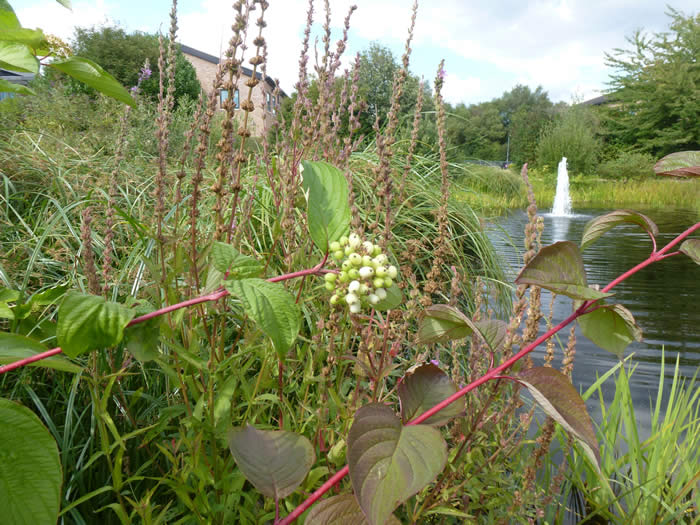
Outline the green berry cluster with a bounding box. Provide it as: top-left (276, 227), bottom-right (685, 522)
top-left (323, 233), bottom-right (398, 314)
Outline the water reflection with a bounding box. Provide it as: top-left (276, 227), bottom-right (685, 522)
top-left (488, 208), bottom-right (700, 437)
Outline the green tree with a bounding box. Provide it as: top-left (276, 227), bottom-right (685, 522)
top-left (602, 8), bottom-right (700, 156)
top-left (497, 84), bottom-right (556, 165)
top-left (536, 104), bottom-right (601, 174)
top-left (356, 42), bottom-right (428, 137)
top-left (70, 25), bottom-right (201, 106)
top-left (446, 101), bottom-right (506, 161)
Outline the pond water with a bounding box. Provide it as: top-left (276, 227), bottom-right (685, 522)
top-left (487, 207), bottom-right (700, 437)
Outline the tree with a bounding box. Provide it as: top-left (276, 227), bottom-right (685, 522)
top-left (356, 43), bottom-right (429, 137)
top-left (70, 25), bottom-right (201, 106)
top-left (601, 8), bottom-right (700, 156)
top-left (497, 85), bottom-right (556, 165)
top-left (445, 101), bottom-right (506, 161)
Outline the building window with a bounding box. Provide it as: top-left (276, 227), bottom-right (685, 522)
top-left (266, 92), bottom-right (271, 112)
top-left (271, 95), bottom-right (276, 114)
top-left (220, 89), bottom-right (240, 109)
top-left (0, 92), bottom-right (16, 101)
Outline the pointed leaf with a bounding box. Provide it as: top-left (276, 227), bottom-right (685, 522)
top-left (225, 278), bottom-right (301, 361)
top-left (474, 319), bottom-right (507, 352)
top-left (581, 210), bottom-right (659, 250)
top-left (0, 78), bottom-right (34, 95)
top-left (398, 363), bottom-right (464, 426)
top-left (0, 41), bottom-right (39, 73)
top-left (0, 332), bottom-right (81, 373)
top-left (300, 160), bottom-right (351, 253)
top-left (28, 284), bottom-right (69, 306)
top-left (55, 0), bottom-right (72, 8)
top-left (515, 241), bottom-right (610, 301)
top-left (0, 28), bottom-right (47, 48)
top-left (347, 403), bottom-right (447, 525)
top-left (210, 241), bottom-right (262, 278)
top-left (517, 367), bottom-right (600, 469)
top-left (304, 494), bottom-right (401, 525)
top-left (654, 151), bottom-right (700, 178)
top-left (373, 282), bottom-right (402, 311)
top-left (679, 239), bottom-right (700, 265)
top-left (417, 304), bottom-right (475, 344)
top-left (228, 425), bottom-right (314, 500)
top-left (578, 303), bottom-right (641, 358)
top-left (0, 398), bottom-right (62, 525)
top-left (56, 292), bottom-right (136, 358)
top-left (0, 2), bottom-right (21, 31)
top-left (48, 56), bottom-right (135, 107)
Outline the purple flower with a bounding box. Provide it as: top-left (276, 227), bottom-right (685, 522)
top-left (140, 67), bottom-right (152, 80)
top-left (438, 68), bottom-right (446, 80)
top-left (430, 359), bottom-right (439, 367)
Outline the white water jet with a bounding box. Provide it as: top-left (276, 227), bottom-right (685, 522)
top-left (551, 156), bottom-right (572, 217)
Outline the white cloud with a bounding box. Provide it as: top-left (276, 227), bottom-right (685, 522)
top-left (441, 73), bottom-right (482, 106)
top-left (16, 0), bottom-right (115, 41)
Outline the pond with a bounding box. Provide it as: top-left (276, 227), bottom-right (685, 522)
top-left (487, 207), bottom-right (700, 437)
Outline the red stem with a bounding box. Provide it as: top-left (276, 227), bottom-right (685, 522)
top-left (0, 258), bottom-right (329, 376)
top-left (277, 221), bottom-right (700, 524)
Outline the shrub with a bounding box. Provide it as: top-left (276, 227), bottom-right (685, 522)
top-left (597, 151), bottom-right (656, 179)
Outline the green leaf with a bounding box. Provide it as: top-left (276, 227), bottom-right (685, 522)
top-left (0, 398), bottom-right (62, 525)
top-left (0, 287), bottom-right (20, 303)
top-left (515, 241), bottom-right (611, 301)
top-left (0, 28), bottom-right (47, 48)
top-left (654, 151), bottom-right (700, 178)
top-left (0, 78), bottom-right (34, 95)
top-left (0, 41), bottom-right (39, 73)
top-left (56, 292), bottom-right (136, 358)
top-left (55, 0), bottom-right (72, 8)
top-left (300, 160), bottom-right (351, 253)
top-left (679, 239), bottom-right (700, 265)
top-left (304, 494), bottom-right (401, 525)
top-left (48, 56), bottom-right (135, 107)
top-left (123, 302), bottom-right (161, 362)
top-left (517, 367), bottom-right (600, 469)
top-left (228, 424), bottom-right (314, 500)
top-left (0, 302), bottom-right (13, 319)
top-left (373, 282), bottom-right (402, 311)
top-left (225, 278), bottom-right (301, 361)
top-left (398, 363), bottom-right (464, 426)
top-left (0, 1), bottom-right (20, 31)
top-left (417, 304), bottom-right (475, 344)
top-left (578, 303), bottom-right (641, 358)
top-left (28, 285), bottom-right (69, 306)
top-left (581, 210), bottom-right (659, 250)
top-left (210, 241), bottom-right (262, 278)
top-left (0, 332), bottom-right (81, 373)
top-left (347, 403), bottom-right (447, 525)
top-left (474, 319), bottom-right (507, 352)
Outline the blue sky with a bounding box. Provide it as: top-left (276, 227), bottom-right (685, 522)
top-left (14, 0), bottom-right (699, 106)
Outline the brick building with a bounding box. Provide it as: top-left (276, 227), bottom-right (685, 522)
top-left (180, 44), bottom-right (285, 136)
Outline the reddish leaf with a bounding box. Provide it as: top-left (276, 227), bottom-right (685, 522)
top-left (578, 303), bottom-right (642, 358)
top-left (304, 494), bottom-right (401, 524)
top-left (679, 239), bottom-right (700, 265)
top-left (654, 151), bottom-right (700, 178)
top-left (398, 364), bottom-right (464, 426)
top-left (417, 304), bottom-right (475, 344)
top-left (581, 210), bottom-right (659, 251)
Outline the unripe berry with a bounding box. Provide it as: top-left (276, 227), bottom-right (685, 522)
top-left (324, 282), bottom-right (335, 291)
top-left (330, 294), bottom-right (339, 305)
top-left (348, 233), bottom-right (361, 249)
top-left (349, 302), bottom-right (361, 314)
top-left (338, 271), bottom-right (349, 283)
top-left (348, 280), bottom-right (360, 293)
top-left (359, 266), bottom-right (374, 279)
top-left (362, 241), bottom-right (374, 253)
top-left (361, 255), bottom-right (372, 266)
top-left (368, 293), bottom-right (380, 305)
top-left (344, 246), bottom-right (353, 256)
top-left (333, 250), bottom-right (344, 260)
top-left (387, 265), bottom-right (398, 279)
top-left (373, 254), bottom-right (388, 266)
top-left (373, 277), bottom-right (385, 289)
top-left (345, 293), bottom-right (359, 305)
top-left (372, 245), bottom-right (382, 257)
top-left (348, 268), bottom-right (359, 279)
top-left (324, 273), bottom-right (337, 283)
top-left (339, 235), bottom-right (349, 246)
top-left (376, 287), bottom-right (387, 300)
top-left (375, 265), bottom-right (387, 277)
top-left (359, 284), bottom-right (369, 295)
top-left (349, 253), bottom-right (362, 266)
top-left (341, 260), bottom-right (352, 271)
top-left (383, 277), bottom-right (393, 288)
top-left (329, 241), bottom-right (341, 252)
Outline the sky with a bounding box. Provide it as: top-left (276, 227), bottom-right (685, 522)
top-left (13, 0), bottom-right (699, 106)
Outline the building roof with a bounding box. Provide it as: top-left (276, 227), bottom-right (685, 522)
top-left (580, 94), bottom-right (610, 106)
top-left (179, 44), bottom-right (286, 98)
top-left (0, 69), bottom-right (35, 85)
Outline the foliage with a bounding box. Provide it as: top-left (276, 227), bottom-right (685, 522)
top-left (598, 151), bottom-right (656, 179)
top-left (446, 101), bottom-right (506, 161)
top-left (68, 25), bottom-right (200, 106)
top-left (536, 104), bottom-right (602, 174)
top-left (0, 0), bottom-right (135, 107)
top-left (601, 8), bottom-right (700, 157)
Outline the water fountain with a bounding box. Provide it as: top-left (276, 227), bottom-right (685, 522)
top-left (551, 156), bottom-right (572, 217)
